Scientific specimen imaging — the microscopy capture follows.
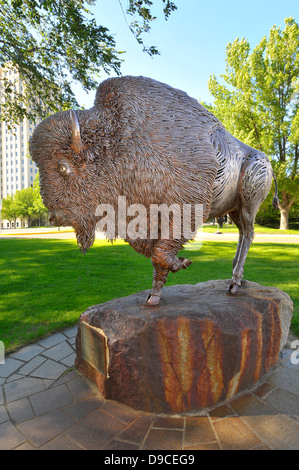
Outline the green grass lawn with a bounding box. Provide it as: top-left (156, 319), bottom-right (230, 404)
top-left (0, 238), bottom-right (298, 352)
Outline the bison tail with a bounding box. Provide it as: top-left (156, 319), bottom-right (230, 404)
top-left (272, 170), bottom-right (280, 210)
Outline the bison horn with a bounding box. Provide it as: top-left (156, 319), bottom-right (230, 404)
top-left (70, 110), bottom-right (83, 153)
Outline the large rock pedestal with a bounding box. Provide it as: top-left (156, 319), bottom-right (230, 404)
top-left (75, 280), bottom-right (293, 414)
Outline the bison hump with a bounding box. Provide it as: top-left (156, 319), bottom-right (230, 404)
top-left (95, 76), bottom-right (220, 217)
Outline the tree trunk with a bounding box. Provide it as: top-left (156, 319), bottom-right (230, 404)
top-left (280, 205), bottom-right (290, 230)
top-left (278, 191), bottom-right (295, 230)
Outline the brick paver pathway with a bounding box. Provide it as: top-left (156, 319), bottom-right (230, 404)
top-left (0, 326), bottom-right (298, 450)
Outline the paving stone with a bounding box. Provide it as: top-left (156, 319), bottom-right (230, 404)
top-left (4, 377), bottom-right (45, 402)
top-left (17, 409), bottom-right (74, 447)
top-left (42, 342), bottom-right (74, 361)
top-left (40, 435), bottom-right (83, 450)
top-left (0, 404), bottom-right (9, 424)
top-left (143, 428), bottom-right (183, 450)
top-left (280, 348), bottom-right (293, 360)
top-left (30, 359), bottom-right (67, 380)
top-left (251, 444), bottom-right (271, 450)
top-left (14, 442), bottom-right (37, 450)
top-left (102, 439), bottom-right (139, 450)
top-left (184, 442), bottom-right (221, 450)
top-left (184, 417), bottom-right (216, 446)
top-left (63, 326), bottom-right (78, 338)
top-left (29, 384), bottom-right (74, 416)
top-left (38, 333), bottom-right (67, 349)
top-left (209, 405), bottom-right (236, 420)
top-left (229, 393), bottom-right (276, 417)
top-left (51, 368), bottom-right (78, 386)
top-left (43, 379), bottom-right (55, 389)
top-left (153, 416), bottom-right (184, 429)
top-left (266, 366), bottom-right (299, 396)
top-left (66, 376), bottom-right (98, 400)
top-left (243, 414), bottom-right (299, 450)
top-left (61, 352), bottom-right (76, 367)
top-left (68, 337), bottom-right (76, 346)
top-left (64, 396), bottom-right (104, 421)
top-left (212, 416), bottom-right (263, 450)
top-left (100, 401), bottom-right (139, 424)
top-left (6, 373), bottom-right (26, 383)
top-left (251, 382), bottom-right (276, 400)
top-left (0, 357), bottom-right (23, 378)
top-left (118, 415), bottom-right (153, 445)
top-left (11, 344), bottom-right (44, 362)
top-left (6, 398), bottom-right (34, 423)
top-left (0, 421), bottom-right (26, 450)
top-left (263, 388), bottom-right (299, 420)
top-left (17, 355), bottom-right (46, 376)
top-left (65, 408), bottom-right (126, 450)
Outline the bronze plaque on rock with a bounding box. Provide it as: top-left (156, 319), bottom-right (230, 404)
top-left (81, 322), bottom-right (107, 376)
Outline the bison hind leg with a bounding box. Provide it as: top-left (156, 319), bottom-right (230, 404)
top-left (228, 209), bottom-right (255, 293)
top-left (228, 154), bottom-right (273, 294)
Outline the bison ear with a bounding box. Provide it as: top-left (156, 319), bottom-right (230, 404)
top-left (70, 110), bottom-right (83, 154)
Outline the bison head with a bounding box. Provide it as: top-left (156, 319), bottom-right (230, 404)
top-left (29, 109), bottom-right (101, 253)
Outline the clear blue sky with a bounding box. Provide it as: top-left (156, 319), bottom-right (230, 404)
top-left (73, 0), bottom-right (299, 108)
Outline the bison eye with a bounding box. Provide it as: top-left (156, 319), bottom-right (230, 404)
top-left (58, 162), bottom-right (70, 176)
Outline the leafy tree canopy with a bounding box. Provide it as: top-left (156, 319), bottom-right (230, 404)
top-left (207, 17), bottom-right (299, 229)
top-left (0, 0), bottom-right (177, 124)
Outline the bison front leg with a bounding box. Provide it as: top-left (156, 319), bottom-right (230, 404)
top-left (146, 240), bottom-right (192, 305)
top-left (146, 263), bottom-right (169, 306)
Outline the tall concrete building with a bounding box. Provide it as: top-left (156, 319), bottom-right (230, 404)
top-left (0, 65), bottom-right (39, 227)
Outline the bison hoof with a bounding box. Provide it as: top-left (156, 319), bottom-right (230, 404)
top-left (145, 294), bottom-right (161, 306)
top-left (178, 257), bottom-right (192, 269)
top-left (228, 282), bottom-right (240, 294)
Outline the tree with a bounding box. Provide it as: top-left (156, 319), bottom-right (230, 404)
top-left (14, 186), bottom-right (36, 227)
top-left (1, 194), bottom-right (18, 227)
top-left (0, 0), bottom-right (177, 125)
top-left (32, 174), bottom-right (48, 225)
top-left (1, 173), bottom-right (48, 227)
top-left (207, 17), bottom-right (299, 229)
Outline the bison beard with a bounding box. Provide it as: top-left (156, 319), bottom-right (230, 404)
top-left (74, 218), bottom-right (96, 255)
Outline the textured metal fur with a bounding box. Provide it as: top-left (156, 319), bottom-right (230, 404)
top-left (29, 76), bottom-right (277, 304)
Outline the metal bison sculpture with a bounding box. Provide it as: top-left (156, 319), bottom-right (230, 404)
top-left (30, 76), bottom-right (278, 305)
